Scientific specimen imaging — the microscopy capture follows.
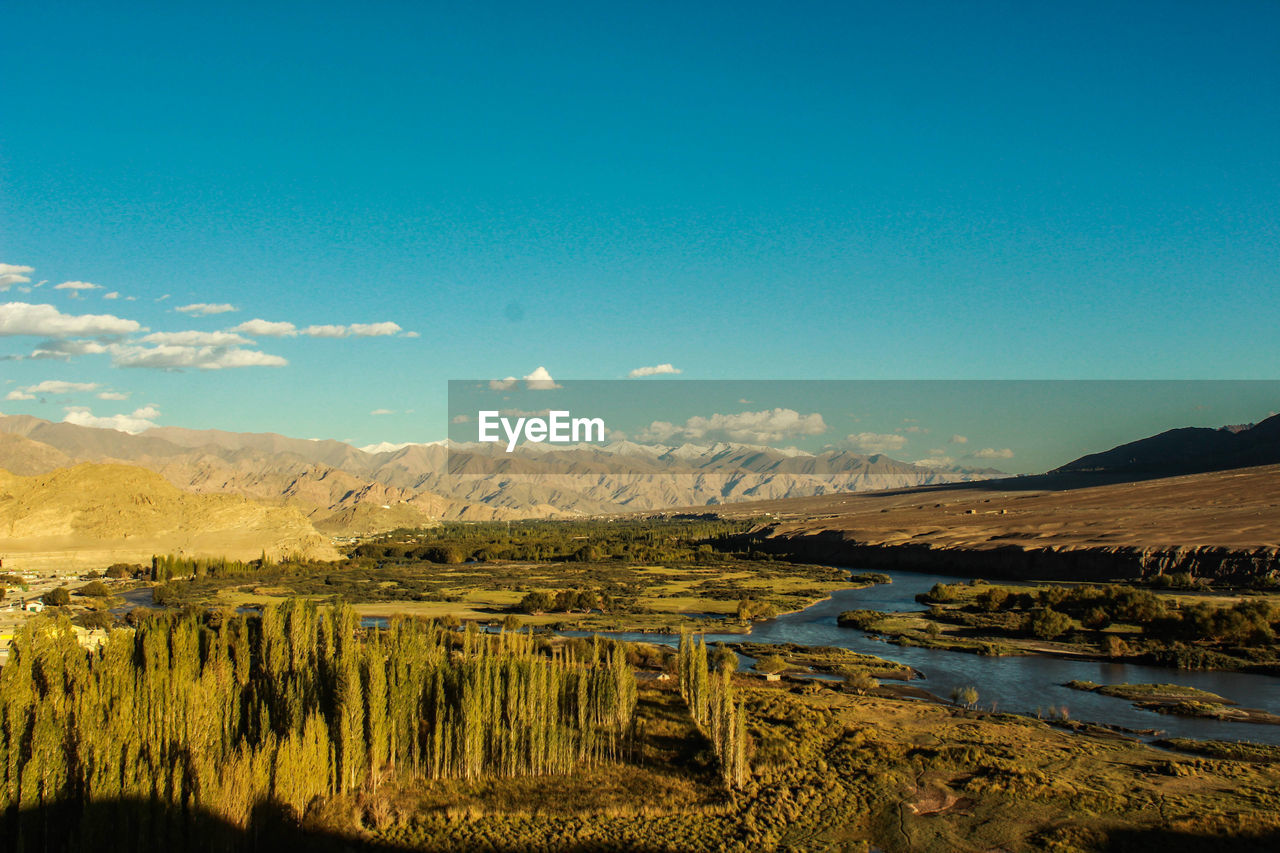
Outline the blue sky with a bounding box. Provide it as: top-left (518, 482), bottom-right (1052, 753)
top-left (2, 1), bottom-right (1278, 453)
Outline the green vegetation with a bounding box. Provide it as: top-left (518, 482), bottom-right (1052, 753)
top-left (0, 606), bottom-right (637, 834)
top-left (678, 631), bottom-right (748, 788)
top-left (352, 518), bottom-right (753, 565)
top-left (140, 520), bottom-right (849, 634)
top-left (1064, 681), bottom-right (1230, 703)
top-left (8, 519), bottom-right (1280, 849)
top-left (1155, 738), bottom-right (1280, 763)
top-left (76, 581), bottom-right (112, 598)
top-left (39, 586), bottom-right (69, 607)
top-left (753, 654), bottom-right (788, 674)
top-left (150, 551), bottom-right (321, 582)
top-left (950, 685), bottom-right (980, 709)
top-left (733, 642), bottom-right (914, 681)
top-left (837, 609), bottom-right (888, 630)
top-left (1064, 681), bottom-right (1280, 725)
top-left (4, 608), bottom-right (1280, 851)
top-left (841, 580), bottom-right (1280, 671)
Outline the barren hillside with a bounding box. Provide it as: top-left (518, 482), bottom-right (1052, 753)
top-left (0, 463), bottom-right (340, 570)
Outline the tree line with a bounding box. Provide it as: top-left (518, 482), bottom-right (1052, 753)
top-left (677, 630), bottom-right (748, 789)
top-left (351, 518), bottom-right (754, 565)
top-left (0, 603), bottom-right (637, 833)
top-left (919, 581), bottom-right (1280, 645)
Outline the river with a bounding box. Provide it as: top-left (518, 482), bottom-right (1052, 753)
top-left (123, 573), bottom-right (1280, 744)
top-left (584, 569), bottom-right (1280, 745)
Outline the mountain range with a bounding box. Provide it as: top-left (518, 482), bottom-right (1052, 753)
top-left (0, 414), bottom-right (999, 536)
top-left (1053, 412), bottom-right (1280, 477)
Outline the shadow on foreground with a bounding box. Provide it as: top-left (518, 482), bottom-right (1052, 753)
top-left (6, 799), bottom-right (1280, 853)
top-left (1097, 826), bottom-right (1280, 853)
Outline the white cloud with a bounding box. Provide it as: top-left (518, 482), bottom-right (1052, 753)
top-left (896, 425), bottom-right (927, 434)
top-left (102, 291), bottom-right (120, 300)
top-left (231, 318), bottom-right (298, 337)
top-left (348, 321), bottom-right (402, 337)
top-left (950, 434), bottom-right (968, 444)
top-left (301, 324), bottom-right (347, 338)
top-left (489, 377), bottom-right (518, 391)
top-left (29, 339), bottom-right (111, 360)
top-left (370, 408), bottom-right (395, 416)
top-left (972, 447), bottom-right (1014, 459)
top-left (451, 414), bottom-right (470, 424)
top-left (0, 302), bottom-right (142, 337)
top-left (63, 405), bottom-right (160, 434)
top-left (245, 321), bottom-right (407, 338)
top-left (0, 264), bottom-right (35, 291)
top-left (845, 432), bottom-right (909, 453)
top-left (4, 390), bottom-right (35, 400)
top-left (914, 456), bottom-right (954, 468)
top-left (111, 343), bottom-right (288, 370)
top-left (54, 281), bottom-right (103, 294)
top-left (639, 408), bottom-right (827, 445)
top-left (97, 391), bottom-right (129, 400)
top-left (523, 366), bottom-right (561, 390)
top-left (403, 330), bottom-right (420, 338)
top-left (628, 363), bottom-right (682, 378)
top-left (176, 303), bottom-right (236, 316)
top-left (16, 380), bottom-right (100, 395)
top-left (141, 330), bottom-right (253, 347)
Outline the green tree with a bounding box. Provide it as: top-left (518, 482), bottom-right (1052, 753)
top-left (1027, 607), bottom-right (1073, 640)
top-left (41, 587), bottom-right (71, 607)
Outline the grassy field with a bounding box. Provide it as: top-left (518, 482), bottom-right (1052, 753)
top-left (298, 678), bottom-right (1280, 852)
top-left (147, 555), bottom-right (853, 633)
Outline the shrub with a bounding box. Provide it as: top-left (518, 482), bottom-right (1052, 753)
top-left (837, 610), bottom-right (885, 630)
top-left (105, 563), bottom-right (138, 579)
top-left (1103, 635), bottom-right (1131, 658)
top-left (736, 598), bottom-right (778, 622)
top-left (1082, 607), bottom-right (1111, 630)
top-left (755, 654), bottom-right (788, 674)
top-left (950, 685), bottom-right (979, 708)
top-left (78, 581), bottom-right (112, 598)
top-left (518, 591), bottom-right (554, 614)
top-left (125, 606), bottom-right (152, 626)
top-left (1026, 607), bottom-right (1072, 640)
top-left (42, 587), bottom-right (71, 607)
top-left (710, 645), bottom-right (738, 673)
top-left (75, 611), bottom-right (116, 630)
top-left (921, 583), bottom-right (960, 603)
top-left (974, 588), bottom-right (1010, 612)
top-left (843, 671), bottom-right (879, 694)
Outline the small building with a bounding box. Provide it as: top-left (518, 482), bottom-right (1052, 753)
top-left (636, 671), bottom-right (673, 683)
top-left (763, 672), bottom-right (782, 682)
top-left (22, 599), bottom-right (44, 613)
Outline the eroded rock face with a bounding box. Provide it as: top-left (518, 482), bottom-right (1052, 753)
top-left (751, 528), bottom-right (1280, 583)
